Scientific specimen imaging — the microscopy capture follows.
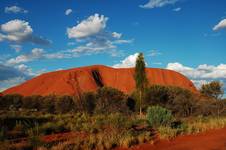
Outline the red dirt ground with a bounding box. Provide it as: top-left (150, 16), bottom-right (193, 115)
top-left (3, 65), bottom-right (197, 96)
top-left (123, 127), bottom-right (226, 150)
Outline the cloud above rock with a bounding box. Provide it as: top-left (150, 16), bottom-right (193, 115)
top-left (0, 19), bottom-right (50, 45)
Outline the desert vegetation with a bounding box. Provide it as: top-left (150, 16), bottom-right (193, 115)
top-left (0, 54), bottom-right (226, 150)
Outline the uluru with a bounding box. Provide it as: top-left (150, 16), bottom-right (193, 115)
top-left (3, 65), bottom-right (197, 96)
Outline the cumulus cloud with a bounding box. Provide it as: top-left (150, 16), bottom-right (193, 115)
top-left (67, 14), bottom-right (108, 39)
top-left (140, 0), bottom-right (179, 9)
top-left (0, 19), bottom-right (50, 45)
top-left (65, 9), bottom-right (72, 15)
top-left (166, 62), bottom-right (226, 89)
top-left (5, 6), bottom-right (28, 14)
top-left (213, 19), bottom-right (226, 31)
top-left (113, 53), bottom-right (140, 68)
top-left (66, 14), bottom-right (132, 57)
top-left (7, 48), bottom-right (44, 65)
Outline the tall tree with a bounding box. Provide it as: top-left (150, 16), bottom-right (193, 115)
top-left (134, 53), bottom-right (148, 116)
top-left (200, 81), bottom-right (224, 100)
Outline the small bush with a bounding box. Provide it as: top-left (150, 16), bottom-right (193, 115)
top-left (147, 106), bottom-right (173, 128)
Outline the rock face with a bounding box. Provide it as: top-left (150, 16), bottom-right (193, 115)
top-left (3, 65), bottom-right (197, 96)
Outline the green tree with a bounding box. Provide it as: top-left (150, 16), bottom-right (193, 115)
top-left (200, 81), bottom-right (224, 100)
top-left (134, 53), bottom-right (148, 116)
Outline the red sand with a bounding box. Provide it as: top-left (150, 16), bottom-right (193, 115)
top-left (3, 65), bottom-right (197, 96)
top-left (126, 127), bottom-right (226, 150)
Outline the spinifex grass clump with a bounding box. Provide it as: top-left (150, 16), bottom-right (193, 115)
top-left (147, 106), bottom-right (173, 128)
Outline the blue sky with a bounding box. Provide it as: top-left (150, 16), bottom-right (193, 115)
top-left (0, 0), bottom-right (226, 93)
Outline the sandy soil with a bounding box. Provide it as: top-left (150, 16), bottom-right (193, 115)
top-left (128, 127), bottom-right (226, 150)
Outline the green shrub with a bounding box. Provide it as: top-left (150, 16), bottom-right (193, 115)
top-left (55, 95), bottom-right (76, 113)
top-left (144, 85), bottom-right (169, 106)
top-left (22, 95), bottom-right (43, 110)
top-left (165, 86), bottom-right (196, 117)
top-left (200, 81), bottom-right (224, 99)
top-left (41, 95), bottom-right (56, 113)
top-left (81, 92), bottom-right (96, 114)
top-left (1, 94), bottom-right (23, 110)
top-left (147, 106), bottom-right (173, 128)
top-left (95, 87), bottom-right (129, 114)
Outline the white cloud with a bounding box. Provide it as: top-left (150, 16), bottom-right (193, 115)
top-left (166, 62), bottom-right (226, 89)
top-left (71, 40), bottom-right (116, 55)
top-left (66, 14), bottom-right (132, 57)
top-left (10, 44), bottom-right (22, 52)
top-left (1, 19), bottom-right (32, 42)
top-left (140, 0), bottom-right (179, 9)
top-left (67, 14), bottom-right (108, 39)
top-left (7, 48), bottom-right (44, 65)
top-left (167, 63), bottom-right (226, 79)
top-left (16, 64), bottom-right (34, 76)
top-left (173, 7), bottom-right (181, 12)
top-left (0, 19), bottom-right (50, 45)
top-left (5, 6), bottom-right (28, 14)
top-left (113, 53), bottom-right (139, 68)
top-left (65, 9), bottom-right (72, 15)
top-left (213, 19), bottom-right (226, 31)
top-left (112, 32), bottom-right (122, 39)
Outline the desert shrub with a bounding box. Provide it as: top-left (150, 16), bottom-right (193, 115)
top-left (95, 87), bottom-right (129, 114)
top-left (81, 92), bottom-right (96, 114)
top-left (166, 86), bottom-right (196, 117)
top-left (144, 85), bottom-right (169, 107)
top-left (147, 106), bottom-right (173, 128)
top-left (126, 97), bottom-right (136, 112)
top-left (1, 94), bottom-right (23, 110)
top-left (41, 95), bottom-right (56, 113)
top-left (55, 95), bottom-right (75, 114)
top-left (22, 95), bottom-right (43, 110)
top-left (200, 81), bottom-right (224, 99)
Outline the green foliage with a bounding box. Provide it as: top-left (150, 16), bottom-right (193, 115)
top-left (168, 87), bottom-right (196, 117)
top-left (144, 85), bottom-right (169, 106)
top-left (22, 95), bottom-right (43, 110)
top-left (147, 106), bottom-right (173, 128)
top-left (134, 53), bottom-right (148, 91)
top-left (95, 87), bottom-right (128, 114)
top-left (200, 81), bottom-right (224, 99)
top-left (0, 94), bottom-right (23, 110)
top-left (81, 92), bottom-right (96, 114)
top-left (41, 95), bottom-right (56, 113)
top-left (55, 95), bottom-right (76, 113)
top-left (134, 53), bottom-right (148, 115)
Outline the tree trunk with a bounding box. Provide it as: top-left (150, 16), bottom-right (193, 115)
top-left (139, 90), bottom-right (142, 117)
